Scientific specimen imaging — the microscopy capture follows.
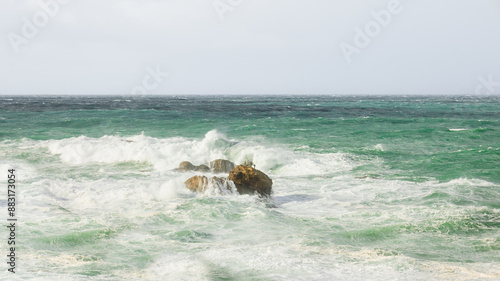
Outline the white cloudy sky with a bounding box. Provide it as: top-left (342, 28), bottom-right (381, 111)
top-left (1, 0), bottom-right (499, 95)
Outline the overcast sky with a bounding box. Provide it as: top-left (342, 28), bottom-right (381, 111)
top-left (1, 0), bottom-right (499, 95)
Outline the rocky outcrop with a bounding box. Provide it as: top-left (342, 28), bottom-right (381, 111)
top-left (176, 161), bottom-right (211, 172)
top-left (177, 161), bottom-right (196, 172)
top-left (196, 164), bottom-right (210, 172)
top-left (228, 165), bottom-right (272, 197)
top-left (184, 176), bottom-right (208, 192)
top-left (182, 162), bottom-right (273, 197)
top-left (210, 159), bottom-right (236, 174)
top-left (184, 175), bottom-right (235, 194)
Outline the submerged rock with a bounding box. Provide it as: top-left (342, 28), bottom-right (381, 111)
top-left (184, 175), bottom-right (235, 194)
top-left (195, 164), bottom-right (211, 172)
top-left (177, 161), bottom-right (196, 172)
top-left (210, 159), bottom-right (236, 173)
top-left (228, 165), bottom-right (273, 197)
top-left (176, 162), bottom-right (210, 173)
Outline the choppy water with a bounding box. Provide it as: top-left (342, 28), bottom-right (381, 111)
top-left (1, 96), bottom-right (499, 280)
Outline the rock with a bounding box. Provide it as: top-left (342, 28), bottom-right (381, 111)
top-left (228, 165), bottom-right (273, 197)
top-left (242, 160), bottom-right (255, 168)
top-left (184, 176), bottom-right (208, 192)
top-left (184, 175), bottom-right (234, 194)
top-left (177, 161), bottom-right (196, 172)
top-left (195, 164), bottom-right (210, 172)
top-left (176, 162), bottom-right (210, 173)
top-left (210, 159), bottom-right (236, 173)
top-left (183, 163), bottom-right (273, 197)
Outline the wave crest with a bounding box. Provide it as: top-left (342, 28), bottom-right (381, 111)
top-left (41, 130), bottom-right (353, 176)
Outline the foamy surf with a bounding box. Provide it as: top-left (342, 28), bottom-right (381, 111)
top-left (1, 96), bottom-right (499, 280)
top-left (32, 130), bottom-right (354, 179)
top-left (42, 130), bottom-right (230, 171)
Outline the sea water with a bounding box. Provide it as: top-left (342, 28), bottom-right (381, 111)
top-left (0, 96), bottom-right (499, 280)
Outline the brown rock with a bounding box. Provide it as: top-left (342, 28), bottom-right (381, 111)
top-left (228, 165), bottom-right (273, 197)
top-left (210, 159), bottom-right (236, 173)
top-left (195, 164), bottom-right (210, 172)
top-left (177, 161), bottom-right (196, 172)
top-left (176, 162), bottom-right (211, 173)
top-left (184, 176), bottom-right (208, 192)
top-left (184, 176), bottom-right (235, 194)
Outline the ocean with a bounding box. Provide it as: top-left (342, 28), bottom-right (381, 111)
top-left (0, 95), bottom-right (499, 280)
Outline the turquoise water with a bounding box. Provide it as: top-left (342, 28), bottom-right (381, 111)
top-left (1, 96), bottom-right (499, 280)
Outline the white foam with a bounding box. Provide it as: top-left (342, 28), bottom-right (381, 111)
top-left (43, 130), bottom-right (230, 171)
top-left (439, 177), bottom-right (498, 187)
top-left (4, 129), bottom-right (499, 280)
top-left (146, 253), bottom-right (209, 280)
top-left (0, 158), bottom-right (39, 182)
top-left (199, 177), bottom-right (239, 196)
top-left (227, 141), bottom-right (353, 176)
top-left (157, 180), bottom-right (180, 201)
top-left (30, 130), bottom-right (356, 178)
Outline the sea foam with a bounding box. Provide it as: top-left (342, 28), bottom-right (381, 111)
top-left (44, 130), bottom-right (230, 171)
top-left (41, 130), bottom-right (353, 177)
